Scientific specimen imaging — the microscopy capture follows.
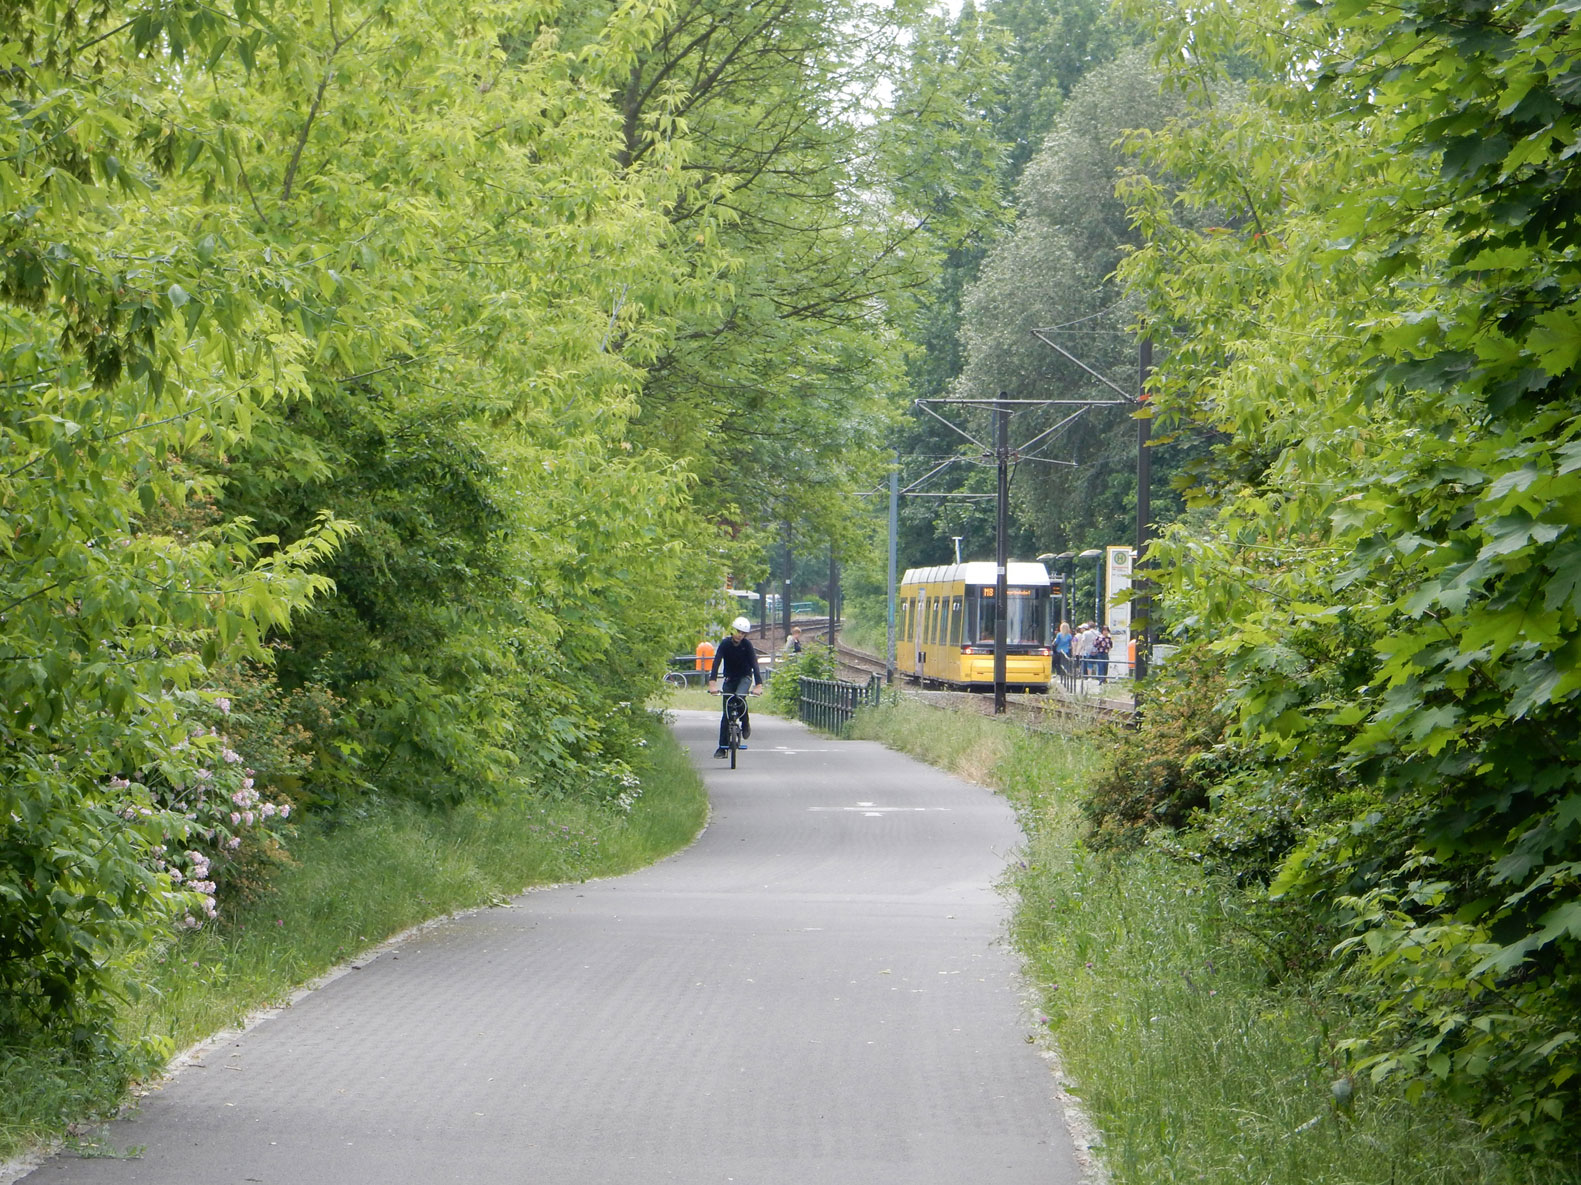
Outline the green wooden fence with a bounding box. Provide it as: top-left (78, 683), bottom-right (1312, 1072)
top-left (798, 674), bottom-right (883, 735)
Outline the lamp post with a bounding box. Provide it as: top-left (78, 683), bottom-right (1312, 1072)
top-left (1078, 548), bottom-right (1104, 625)
top-left (1054, 552), bottom-right (1075, 626)
top-left (992, 399), bottom-right (1011, 714)
top-left (1037, 551), bottom-right (1076, 627)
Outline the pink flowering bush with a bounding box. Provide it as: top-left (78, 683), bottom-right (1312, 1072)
top-left (138, 662), bottom-right (349, 916)
top-left (115, 698), bottom-right (297, 928)
top-left (206, 659), bottom-right (354, 812)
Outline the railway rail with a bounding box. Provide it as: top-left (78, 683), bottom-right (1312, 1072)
top-left (717, 627), bottom-right (1131, 729)
top-left (748, 616), bottom-right (831, 642)
top-left (833, 641), bottom-right (888, 681)
top-left (829, 639), bottom-right (1132, 728)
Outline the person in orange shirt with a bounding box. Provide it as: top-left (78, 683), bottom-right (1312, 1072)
top-left (695, 639), bottom-right (716, 671)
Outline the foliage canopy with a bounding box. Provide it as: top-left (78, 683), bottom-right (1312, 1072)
top-left (1107, 0), bottom-right (1581, 1146)
top-left (1, 0), bottom-right (1013, 1061)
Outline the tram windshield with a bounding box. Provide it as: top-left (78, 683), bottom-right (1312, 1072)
top-left (972, 585), bottom-right (1047, 645)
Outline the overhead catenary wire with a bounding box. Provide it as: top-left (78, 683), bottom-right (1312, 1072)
top-left (1033, 299), bottom-right (1132, 333)
top-left (1029, 328), bottom-right (1137, 403)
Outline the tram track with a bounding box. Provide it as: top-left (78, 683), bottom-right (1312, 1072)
top-left (834, 641), bottom-right (888, 681)
top-left (828, 639), bottom-right (1131, 729)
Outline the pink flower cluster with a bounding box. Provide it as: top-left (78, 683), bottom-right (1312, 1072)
top-left (105, 719), bottom-right (295, 932)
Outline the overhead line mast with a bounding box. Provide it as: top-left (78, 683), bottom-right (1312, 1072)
top-left (912, 389), bottom-right (1126, 713)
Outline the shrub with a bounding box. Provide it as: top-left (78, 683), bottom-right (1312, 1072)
top-left (764, 644), bottom-right (837, 715)
top-left (1082, 646), bottom-right (1232, 845)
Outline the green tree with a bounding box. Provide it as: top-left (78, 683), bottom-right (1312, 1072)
top-left (891, 0), bottom-right (1141, 567)
top-left (1, 0), bottom-right (350, 1026)
top-left (953, 49), bottom-right (1187, 557)
top-left (586, 0), bottom-right (1012, 574)
top-left (180, 0), bottom-right (716, 805)
top-left (0, 0), bottom-right (729, 1035)
top-left (1113, 0), bottom-right (1581, 1145)
top-left (983, 0), bottom-right (1135, 180)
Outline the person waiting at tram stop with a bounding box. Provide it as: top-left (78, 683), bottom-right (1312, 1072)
top-left (1092, 625), bottom-right (1114, 682)
top-left (708, 616), bottom-right (764, 758)
top-left (1070, 621), bottom-right (1092, 675)
top-left (1075, 622), bottom-right (1100, 676)
top-left (1054, 620), bottom-right (1073, 675)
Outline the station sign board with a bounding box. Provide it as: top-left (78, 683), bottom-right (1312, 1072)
top-left (1105, 545), bottom-right (1134, 652)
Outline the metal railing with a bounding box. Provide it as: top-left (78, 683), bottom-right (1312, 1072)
top-left (798, 674), bottom-right (883, 735)
top-left (1053, 655), bottom-right (1134, 692)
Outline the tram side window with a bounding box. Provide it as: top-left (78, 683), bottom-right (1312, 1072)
top-left (900, 599), bottom-right (911, 643)
top-left (930, 597), bottom-right (942, 645)
top-left (949, 597), bottom-right (962, 646)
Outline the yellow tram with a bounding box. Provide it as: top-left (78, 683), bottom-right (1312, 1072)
top-left (897, 562), bottom-right (1054, 691)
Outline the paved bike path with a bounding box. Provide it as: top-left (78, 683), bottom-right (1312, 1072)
top-left (18, 709), bottom-right (1087, 1184)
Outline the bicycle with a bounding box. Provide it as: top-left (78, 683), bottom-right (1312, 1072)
top-left (715, 690), bottom-right (748, 769)
top-left (662, 670), bottom-right (689, 691)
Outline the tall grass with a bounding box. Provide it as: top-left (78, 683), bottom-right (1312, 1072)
top-left (0, 713), bottom-right (707, 1166)
top-left (851, 697), bottom-right (1570, 1185)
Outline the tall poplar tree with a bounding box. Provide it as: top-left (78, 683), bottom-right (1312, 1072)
top-left (952, 49), bottom-right (1194, 557)
top-left (890, 0), bottom-right (1140, 566)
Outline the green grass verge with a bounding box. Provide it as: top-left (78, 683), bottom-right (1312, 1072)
top-left (849, 697), bottom-right (1572, 1185)
top-left (657, 685), bottom-right (720, 714)
top-left (0, 712), bottom-right (707, 1166)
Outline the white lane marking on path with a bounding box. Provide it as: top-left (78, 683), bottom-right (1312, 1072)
top-left (807, 805), bottom-right (953, 815)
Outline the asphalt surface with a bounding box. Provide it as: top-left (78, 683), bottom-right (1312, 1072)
top-left (18, 709), bottom-right (1087, 1185)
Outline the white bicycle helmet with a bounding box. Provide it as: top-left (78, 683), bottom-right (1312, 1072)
top-left (731, 616), bottom-right (752, 633)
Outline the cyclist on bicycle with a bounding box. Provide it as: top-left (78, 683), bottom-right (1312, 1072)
top-left (708, 616), bottom-right (764, 758)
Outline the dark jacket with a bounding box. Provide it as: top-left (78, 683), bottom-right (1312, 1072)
top-left (709, 635), bottom-right (763, 684)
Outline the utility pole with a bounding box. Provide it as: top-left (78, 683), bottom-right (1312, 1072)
top-left (827, 549), bottom-right (838, 651)
top-left (781, 524), bottom-right (793, 643)
top-left (993, 397), bottom-right (1011, 714)
top-left (1135, 339), bottom-right (1153, 684)
top-left (912, 393), bottom-right (1107, 714)
top-left (887, 457), bottom-right (899, 684)
top-left (1028, 325), bottom-right (1151, 692)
